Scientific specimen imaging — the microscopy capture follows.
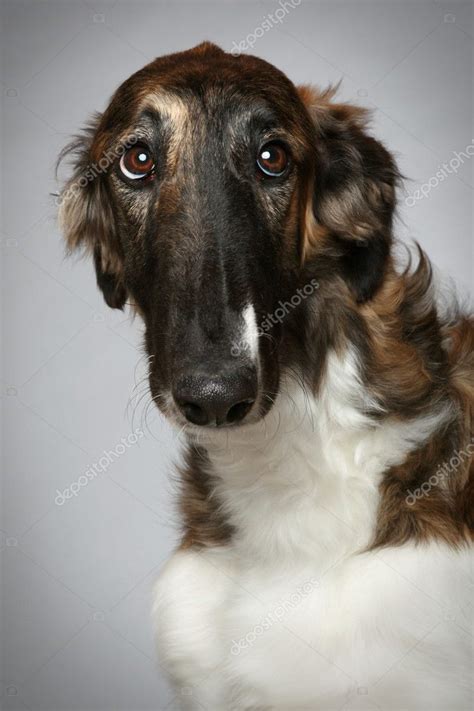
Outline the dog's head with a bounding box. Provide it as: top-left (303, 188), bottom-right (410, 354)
top-left (59, 42), bottom-right (399, 429)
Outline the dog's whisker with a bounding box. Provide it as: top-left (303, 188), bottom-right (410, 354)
top-left (56, 39), bottom-right (472, 710)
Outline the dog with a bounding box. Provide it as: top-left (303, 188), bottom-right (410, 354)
top-left (58, 42), bottom-right (473, 711)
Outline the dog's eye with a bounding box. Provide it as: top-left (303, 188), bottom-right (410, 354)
top-left (119, 144), bottom-right (155, 180)
top-left (257, 142), bottom-right (288, 178)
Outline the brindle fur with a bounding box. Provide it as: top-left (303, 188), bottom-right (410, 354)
top-left (58, 42), bottom-right (473, 552)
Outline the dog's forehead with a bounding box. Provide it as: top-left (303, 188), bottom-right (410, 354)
top-left (95, 48), bottom-right (311, 159)
top-left (136, 88), bottom-right (277, 132)
top-left (120, 50), bottom-right (300, 124)
top-left (141, 48), bottom-right (291, 95)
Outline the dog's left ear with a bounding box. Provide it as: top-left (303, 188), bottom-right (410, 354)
top-left (299, 86), bottom-right (400, 302)
top-left (57, 116), bottom-right (127, 310)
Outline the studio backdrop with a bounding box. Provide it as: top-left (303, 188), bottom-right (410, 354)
top-left (1, 1), bottom-right (472, 710)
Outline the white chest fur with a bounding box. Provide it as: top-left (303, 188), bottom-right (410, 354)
top-left (152, 350), bottom-right (472, 710)
top-left (205, 348), bottom-right (446, 566)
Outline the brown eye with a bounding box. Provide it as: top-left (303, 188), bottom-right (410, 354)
top-left (257, 142), bottom-right (288, 177)
top-left (119, 144), bottom-right (155, 180)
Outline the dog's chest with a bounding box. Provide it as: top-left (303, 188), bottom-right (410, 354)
top-left (204, 419), bottom-right (384, 701)
top-left (157, 533), bottom-right (470, 709)
top-left (208, 541), bottom-right (470, 710)
top-left (208, 352), bottom-right (444, 567)
top-left (154, 355), bottom-right (468, 708)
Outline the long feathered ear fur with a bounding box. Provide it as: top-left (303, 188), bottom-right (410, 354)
top-left (57, 115), bottom-right (127, 310)
top-left (299, 85), bottom-right (401, 303)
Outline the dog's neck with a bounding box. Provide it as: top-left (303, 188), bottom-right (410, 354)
top-left (197, 346), bottom-right (448, 567)
top-left (180, 259), bottom-right (464, 560)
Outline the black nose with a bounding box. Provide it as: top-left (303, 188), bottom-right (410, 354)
top-left (173, 369), bottom-right (257, 427)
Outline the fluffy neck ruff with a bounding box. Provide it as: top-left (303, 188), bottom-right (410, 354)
top-left (178, 253), bottom-right (473, 558)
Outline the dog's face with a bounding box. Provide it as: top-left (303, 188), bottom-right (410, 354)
top-left (59, 42), bottom-right (399, 428)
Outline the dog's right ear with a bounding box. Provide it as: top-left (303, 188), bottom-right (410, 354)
top-left (57, 116), bottom-right (127, 310)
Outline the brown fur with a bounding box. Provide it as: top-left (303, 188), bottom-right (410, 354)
top-left (178, 255), bottom-right (474, 551)
top-left (178, 446), bottom-right (234, 549)
top-left (58, 42), bottom-right (473, 552)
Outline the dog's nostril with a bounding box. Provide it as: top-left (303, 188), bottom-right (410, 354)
top-left (226, 399), bottom-right (254, 424)
top-left (180, 401), bottom-right (209, 427)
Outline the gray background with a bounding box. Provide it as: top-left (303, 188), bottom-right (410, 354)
top-left (1, 1), bottom-right (472, 709)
